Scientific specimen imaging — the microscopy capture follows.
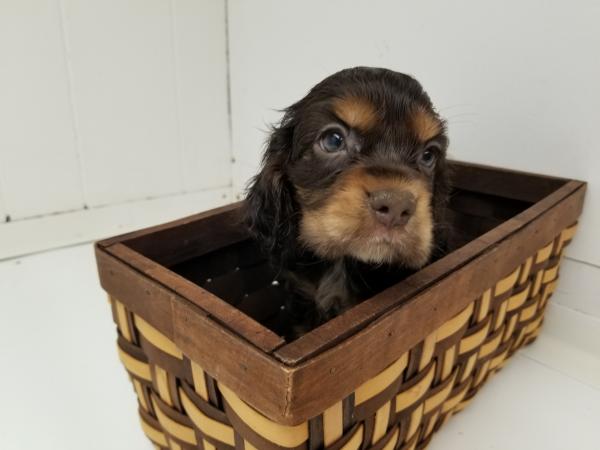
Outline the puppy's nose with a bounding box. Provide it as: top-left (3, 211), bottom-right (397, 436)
top-left (368, 190), bottom-right (416, 228)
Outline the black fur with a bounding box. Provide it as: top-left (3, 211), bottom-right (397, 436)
top-left (245, 67), bottom-right (451, 338)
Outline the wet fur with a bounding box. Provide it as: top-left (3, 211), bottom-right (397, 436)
top-left (245, 67), bottom-right (451, 338)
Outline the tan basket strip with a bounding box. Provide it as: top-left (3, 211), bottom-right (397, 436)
top-left (369, 425), bottom-right (399, 450)
top-left (221, 397), bottom-right (307, 450)
top-left (318, 423), bottom-right (361, 450)
top-left (118, 344), bottom-right (151, 381)
top-left (139, 409), bottom-right (168, 447)
top-left (135, 315), bottom-right (183, 360)
top-left (355, 352), bottom-right (408, 405)
top-left (133, 378), bottom-right (150, 411)
top-left (152, 395), bottom-right (198, 446)
top-left (340, 425), bottom-right (363, 450)
top-left (190, 361), bottom-right (210, 402)
top-left (371, 401), bottom-right (391, 443)
top-left (322, 402), bottom-right (344, 446)
top-left (114, 299), bottom-right (134, 342)
top-left (219, 383), bottom-right (308, 448)
top-left (395, 362), bottom-right (436, 413)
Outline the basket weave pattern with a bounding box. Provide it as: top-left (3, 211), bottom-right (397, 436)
top-left (110, 224), bottom-right (576, 450)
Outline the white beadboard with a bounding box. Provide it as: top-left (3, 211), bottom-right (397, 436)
top-left (554, 259), bottom-right (600, 320)
top-left (228, 0), bottom-right (600, 267)
top-left (428, 352), bottom-right (600, 450)
top-left (0, 185), bottom-right (6, 220)
top-left (0, 0), bottom-right (84, 219)
top-left (60, 0), bottom-right (183, 207)
top-left (231, 160), bottom-right (259, 200)
top-left (520, 300), bottom-right (600, 388)
top-left (171, 0), bottom-right (231, 191)
top-left (0, 187), bottom-right (232, 261)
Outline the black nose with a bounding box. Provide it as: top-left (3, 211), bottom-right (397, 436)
top-left (368, 189), bottom-right (416, 228)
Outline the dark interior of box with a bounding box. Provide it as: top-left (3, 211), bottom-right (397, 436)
top-left (164, 187), bottom-right (536, 338)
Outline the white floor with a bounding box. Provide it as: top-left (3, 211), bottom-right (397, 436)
top-left (1, 244), bottom-right (599, 450)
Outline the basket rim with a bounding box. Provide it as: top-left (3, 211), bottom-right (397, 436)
top-left (96, 161), bottom-right (586, 425)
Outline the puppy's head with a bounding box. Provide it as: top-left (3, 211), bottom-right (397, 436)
top-left (246, 67), bottom-right (449, 268)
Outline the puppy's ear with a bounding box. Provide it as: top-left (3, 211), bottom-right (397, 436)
top-left (431, 148), bottom-right (453, 255)
top-left (245, 121), bottom-right (298, 267)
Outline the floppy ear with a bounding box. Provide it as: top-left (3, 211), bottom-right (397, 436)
top-left (431, 145), bottom-right (453, 256)
top-left (245, 121), bottom-right (298, 267)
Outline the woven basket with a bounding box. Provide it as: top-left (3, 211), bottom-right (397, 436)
top-left (96, 162), bottom-right (585, 450)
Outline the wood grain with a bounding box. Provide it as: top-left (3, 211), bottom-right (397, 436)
top-left (99, 202), bottom-right (248, 267)
top-left (96, 244), bottom-right (179, 339)
top-left (95, 162), bottom-right (587, 426)
top-left (274, 180), bottom-right (585, 366)
top-left (449, 160), bottom-right (571, 202)
top-left (97, 202), bottom-right (242, 247)
top-left (172, 299), bottom-right (291, 421)
top-left (102, 243), bottom-right (285, 353)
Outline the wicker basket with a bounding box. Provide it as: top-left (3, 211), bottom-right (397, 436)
top-left (96, 161), bottom-right (585, 450)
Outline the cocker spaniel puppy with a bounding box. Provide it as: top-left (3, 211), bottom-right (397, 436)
top-left (245, 67), bottom-right (450, 337)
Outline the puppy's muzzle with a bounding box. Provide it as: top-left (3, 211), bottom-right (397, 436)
top-left (368, 189), bottom-right (416, 228)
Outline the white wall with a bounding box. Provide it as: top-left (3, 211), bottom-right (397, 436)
top-left (1, 1), bottom-right (598, 327)
top-left (228, 0), bottom-right (600, 324)
top-left (0, 0), bottom-right (231, 257)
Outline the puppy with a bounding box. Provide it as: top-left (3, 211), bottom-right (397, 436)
top-left (245, 67), bottom-right (450, 338)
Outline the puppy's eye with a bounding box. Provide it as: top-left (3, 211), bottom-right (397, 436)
top-left (320, 130), bottom-right (345, 152)
top-left (419, 145), bottom-right (439, 169)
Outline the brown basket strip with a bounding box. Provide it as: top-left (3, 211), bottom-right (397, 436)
top-left (110, 223), bottom-right (577, 450)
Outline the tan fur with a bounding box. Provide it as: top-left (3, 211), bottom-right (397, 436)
top-left (333, 96), bottom-right (378, 131)
top-left (410, 107), bottom-right (442, 142)
top-left (299, 167), bottom-right (433, 266)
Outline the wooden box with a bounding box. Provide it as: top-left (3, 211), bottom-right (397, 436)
top-left (95, 161), bottom-right (585, 450)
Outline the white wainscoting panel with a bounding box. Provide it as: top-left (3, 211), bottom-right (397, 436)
top-left (0, 0), bottom-right (231, 257)
top-left (0, 0), bottom-right (84, 219)
top-left (171, 0), bottom-right (231, 192)
top-left (554, 258), bottom-right (600, 320)
top-left (0, 187), bottom-right (232, 261)
top-left (0, 185), bottom-right (6, 220)
top-left (60, 0), bottom-right (182, 207)
top-left (228, 0), bottom-right (600, 267)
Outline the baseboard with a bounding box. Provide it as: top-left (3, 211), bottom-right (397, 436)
top-left (520, 300), bottom-right (600, 391)
top-left (0, 186), bottom-right (233, 260)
